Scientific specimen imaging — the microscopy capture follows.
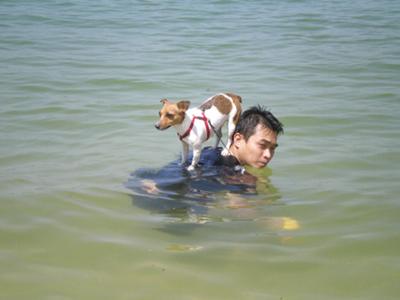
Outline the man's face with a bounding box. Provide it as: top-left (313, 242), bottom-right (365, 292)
top-left (234, 124), bottom-right (278, 168)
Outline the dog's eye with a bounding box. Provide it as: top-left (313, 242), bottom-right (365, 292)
top-left (166, 113), bottom-right (174, 119)
top-left (159, 111), bottom-right (161, 117)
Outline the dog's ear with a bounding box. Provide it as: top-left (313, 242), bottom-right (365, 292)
top-left (160, 98), bottom-right (170, 105)
top-left (177, 100), bottom-right (190, 111)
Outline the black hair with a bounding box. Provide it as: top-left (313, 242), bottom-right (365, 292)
top-left (233, 105), bottom-right (284, 141)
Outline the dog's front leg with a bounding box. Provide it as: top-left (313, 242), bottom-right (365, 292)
top-left (181, 141), bottom-right (189, 165)
top-left (187, 144), bottom-right (201, 171)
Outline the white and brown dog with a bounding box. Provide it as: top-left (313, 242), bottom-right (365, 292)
top-left (155, 93), bottom-right (242, 171)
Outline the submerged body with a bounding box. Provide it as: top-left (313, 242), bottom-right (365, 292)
top-left (126, 147), bottom-right (266, 221)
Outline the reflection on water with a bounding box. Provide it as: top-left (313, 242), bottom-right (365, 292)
top-left (125, 148), bottom-right (296, 234)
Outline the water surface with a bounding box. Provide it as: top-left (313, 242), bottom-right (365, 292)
top-left (1, 0), bottom-right (400, 299)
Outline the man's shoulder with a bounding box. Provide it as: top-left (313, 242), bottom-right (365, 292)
top-left (199, 147), bottom-right (241, 168)
top-left (198, 146), bottom-right (222, 166)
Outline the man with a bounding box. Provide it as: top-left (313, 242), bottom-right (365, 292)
top-left (127, 105), bottom-right (283, 195)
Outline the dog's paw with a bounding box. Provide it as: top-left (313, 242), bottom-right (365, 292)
top-left (221, 148), bottom-right (230, 156)
top-left (187, 165), bottom-right (196, 171)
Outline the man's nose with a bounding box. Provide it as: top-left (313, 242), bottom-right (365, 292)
top-left (263, 148), bottom-right (272, 159)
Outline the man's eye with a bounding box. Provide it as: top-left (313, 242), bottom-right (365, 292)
top-left (259, 143), bottom-right (268, 149)
top-left (259, 143), bottom-right (277, 151)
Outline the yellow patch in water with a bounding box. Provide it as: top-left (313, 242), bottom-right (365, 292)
top-left (281, 217), bottom-right (300, 230)
top-left (257, 216), bottom-right (300, 231)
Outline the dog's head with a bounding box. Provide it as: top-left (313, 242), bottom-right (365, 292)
top-left (155, 98), bottom-right (191, 130)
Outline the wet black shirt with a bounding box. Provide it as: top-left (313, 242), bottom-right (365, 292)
top-left (127, 147), bottom-right (257, 197)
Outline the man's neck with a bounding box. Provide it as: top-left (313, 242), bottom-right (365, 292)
top-left (228, 146), bottom-right (243, 166)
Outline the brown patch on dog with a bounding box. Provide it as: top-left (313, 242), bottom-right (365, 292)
top-left (160, 98), bottom-right (170, 104)
top-left (226, 93), bottom-right (242, 104)
top-left (214, 95), bottom-right (232, 114)
top-left (157, 101), bottom-right (187, 129)
top-left (177, 100), bottom-right (190, 111)
top-left (199, 98), bottom-right (214, 111)
top-left (200, 94), bottom-right (233, 114)
top-left (226, 93), bottom-right (242, 124)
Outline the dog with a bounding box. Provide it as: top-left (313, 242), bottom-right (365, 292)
top-left (155, 93), bottom-right (242, 171)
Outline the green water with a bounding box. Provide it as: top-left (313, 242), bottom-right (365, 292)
top-left (1, 0), bottom-right (400, 299)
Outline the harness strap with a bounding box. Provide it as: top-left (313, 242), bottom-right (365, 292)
top-left (178, 112), bottom-right (210, 141)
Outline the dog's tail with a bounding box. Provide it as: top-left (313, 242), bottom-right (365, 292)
top-left (226, 93), bottom-right (242, 103)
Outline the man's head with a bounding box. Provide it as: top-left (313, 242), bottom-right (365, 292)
top-left (230, 105), bottom-right (284, 168)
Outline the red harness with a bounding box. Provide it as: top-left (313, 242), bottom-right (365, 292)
top-left (178, 112), bottom-right (211, 141)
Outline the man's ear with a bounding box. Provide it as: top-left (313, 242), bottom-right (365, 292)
top-left (177, 100), bottom-right (190, 111)
top-left (232, 132), bottom-right (245, 148)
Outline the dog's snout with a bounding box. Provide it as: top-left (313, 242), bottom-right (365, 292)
top-left (155, 123), bottom-right (160, 130)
